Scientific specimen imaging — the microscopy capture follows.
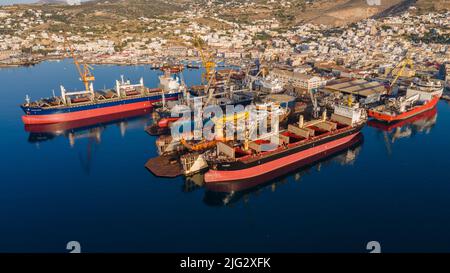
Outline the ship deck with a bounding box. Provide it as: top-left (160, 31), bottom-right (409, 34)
top-left (237, 123), bottom-right (356, 165)
top-left (25, 90), bottom-right (173, 110)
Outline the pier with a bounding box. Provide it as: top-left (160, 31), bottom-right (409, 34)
top-left (145, 155), bottom-right (184, 178)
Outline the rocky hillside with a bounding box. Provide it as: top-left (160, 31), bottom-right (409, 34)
top-left (295, 0), bottom-right (448, 26)
top-left (10, 0), bottom-right (450, 27)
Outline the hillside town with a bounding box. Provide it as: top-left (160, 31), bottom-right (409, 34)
top-left (0, 3), bottom-right (449, 87)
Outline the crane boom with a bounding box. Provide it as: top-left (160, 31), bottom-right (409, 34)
top-left (389, 58), bottom-right (414, 89)
top-left (193, 36), bottom-right (216, 84)
top-left (64, 37), bottom-right (95, 91)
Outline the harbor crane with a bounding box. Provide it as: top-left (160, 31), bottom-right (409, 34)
top-left (245, 68), bottom-right (264, 91)
top-left (193, 36), bottom-right (216, 84)
top-left (387, 57), bottom-right (414, 94)
top-left (64, 36), bottom-right (95, 92)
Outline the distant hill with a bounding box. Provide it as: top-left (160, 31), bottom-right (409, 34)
top-left (294, 0), bottom-right (406, 26)
top-left (415, 0), bottom-right (450, 12)
top-left (37, 0), bottom-right (81, 4)
top-left (37, 0), bottom-right (69, 4)
top-left (372, 0), bottom-right (417, 19)
top-left (290, 0), bottom-right (449, 26)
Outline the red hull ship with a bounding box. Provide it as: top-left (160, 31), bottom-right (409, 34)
top-left (368, 78), bottom-right (443, 123)
top-left (368, 96), bottom-right (439, 123)
top-left (21, 77), bottom-right (179, 125)
top-left (204, 105), bottom-right (367, 184)
top-left (205, 132), bottom-right (363, 187)
top-left (368, 106), bottom-right (437, 132)
top-left (24, 108), bottom-right (151, 134)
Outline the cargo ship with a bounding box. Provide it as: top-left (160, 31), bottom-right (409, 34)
top-left (368, 106), bottom-right (437, 132)
top-left (368, 78), bottom-right (443, 123)
top-left (21, 76), bottom-right (180, 125)
top-left (204, 143), bottom-right (363, 206)
top-left (203, 104), bottom-right (367, 184)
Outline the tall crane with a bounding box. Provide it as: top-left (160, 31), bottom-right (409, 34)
top-left (193, 36), bottom-right (216, 84)
top-left (64, 37), bottom-right (95, 91)
top-left (388, 57), bottom-right (414, 94)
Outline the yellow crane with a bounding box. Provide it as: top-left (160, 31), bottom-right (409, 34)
top-left (64, 37), bottom-right (95, 91)
top-left (348, 94), bottom-right (354, 107)
top-left (193, 36), bottom-right (216, 84)
top-left (389, 57), bottom-right (414, 92)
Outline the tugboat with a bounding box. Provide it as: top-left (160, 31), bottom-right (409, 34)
top-left (368, 78), bottom-right (443, 123)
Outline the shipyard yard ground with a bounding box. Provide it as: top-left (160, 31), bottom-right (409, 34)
top-left (1, 60), bottom-right (450, 252)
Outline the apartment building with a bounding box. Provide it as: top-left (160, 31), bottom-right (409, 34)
top-left (270, 68), bottom-right (326, 90)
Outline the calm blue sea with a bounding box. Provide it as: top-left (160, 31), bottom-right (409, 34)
top-left (1, 59), bottom-right (450, 253)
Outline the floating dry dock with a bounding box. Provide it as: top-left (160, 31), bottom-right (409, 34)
top-left (442, 93), bottom-right (450, 102)
top-left (145, 155), bottom-right (183, 178)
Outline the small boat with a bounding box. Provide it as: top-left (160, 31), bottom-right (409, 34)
top-left (160, 64), bottom-right (184, 73)
top-left (186, 63), bottom-right (200, 69)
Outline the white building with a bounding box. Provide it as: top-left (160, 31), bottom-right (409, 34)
top-left (270, 68), bottom-right (326, 90)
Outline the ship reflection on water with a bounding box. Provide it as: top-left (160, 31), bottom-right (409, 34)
top-left (23, 106), bottom-right (437, 206)
top-left (25, 108), bottom-right (152, 147)
top-left (368, 107), bottom-right (437, 154)
top-left (182, 139), bottom-right (364, 207)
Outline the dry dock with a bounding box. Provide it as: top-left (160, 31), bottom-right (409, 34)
top-left (145, 155), bottom-right (183, 178)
